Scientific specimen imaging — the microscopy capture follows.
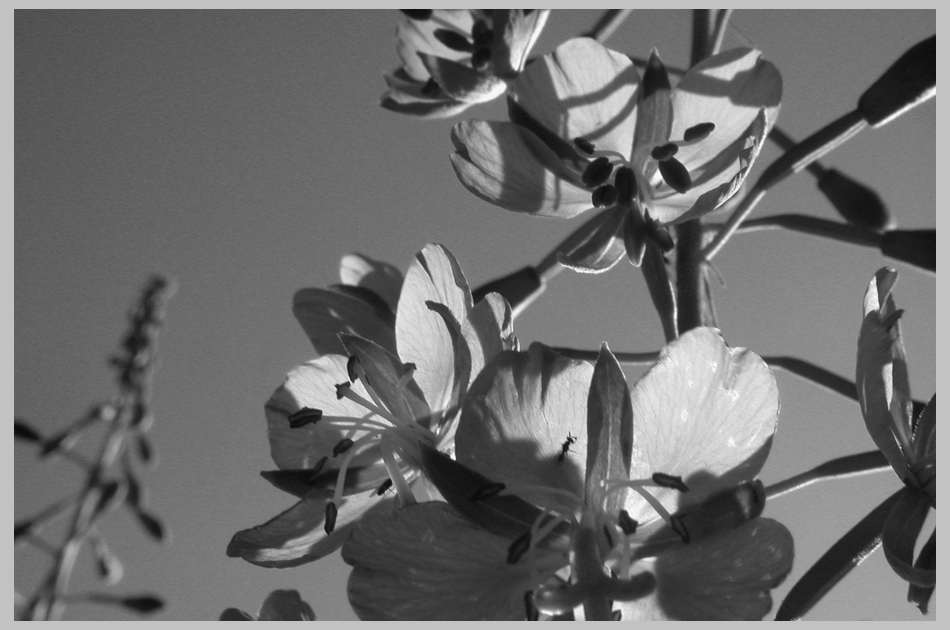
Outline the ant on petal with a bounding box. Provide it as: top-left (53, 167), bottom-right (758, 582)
top-left (556, 432), bottom-right (577, 463)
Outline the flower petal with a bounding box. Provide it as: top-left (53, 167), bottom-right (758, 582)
top-left (627, 328), bottom-right (778, 520)
top-left (555, 208), bottom-right (627, 274)
top-left (451, 119), bottom-right (592, 217)
top-left (512, 38), bottom-right (639, 157)
top-left (380, 88), bottom-right (473, 119)
top-left (343, 501), bottom-right (565, 620)
top-left (257, 590), bottom-right (317, 621)
top-left (419, 53), bottom-right (506, 104)
top-left (227, 488), bottom-right (382, 567)
top-left (490, 9), bottom-right (550, 78)
top-left (585, 344), bottom-right (633, 514)
top-left (394, 10), bottom-right (473, 82)
top-left (621, 517), bottom-right (793, 620)
top-left (292, 286), bottom-right (396, 358)
top-left (881, 486), bottom-right (935, 587)
top-left (339, 253), bottom-right (403, 312)
top-left (457, 343), bottom-right (594, 514)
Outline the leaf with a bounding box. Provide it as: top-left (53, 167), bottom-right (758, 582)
top-left (775, 488), bottom-right (902, 620)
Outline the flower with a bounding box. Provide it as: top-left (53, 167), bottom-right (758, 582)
top-left (381, 10), bottom-right (549, 118)
top-left (855, 267), bottom-right (935, 612)
top-left (451, 38), bottom-right (782, 271)
top-left (227, 244), bottom-right (516, 567)
top-left (219, 589), bottom-right (316, 621)
top-left (342, 328), bottom-right (793, 619)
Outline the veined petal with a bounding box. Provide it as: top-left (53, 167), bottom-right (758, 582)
top-left (339, 253), bottom-right (404, 312)
top-left (491, 9), bottom-right (550, 78)
top-left (670, 48), bottom-right (782, 165)
top-left (380, 89), bottom-right (473, 119)
top-left (419, 53), bottom-right (506, 104)
top-left (585, 344), bottom-right (633, 515)
top-left (856, 267), bottom-right (914, 481)
top-left (343, 502), bottom-right (565, 620)
top-left (451, 119), bottom-right (592, 217)
top-left (227, 488), bottom-right (383, 567)
top-left (292, 286), bottom-right (396, 358)
top-left (555, 207), bottom-right (627, 273)
top-left (627, 328), bottom-right (778, 521)
top-left (620, 518), bottom-right (793, 620)
top-left (512, 38), bottom-right (639, 157)
top-left (457, 343), bottom-right (594, 514)
top-left (395, 10), bottom-right (473, 82)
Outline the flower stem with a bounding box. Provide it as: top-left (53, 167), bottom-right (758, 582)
top-left (582, 9), bottom-right (632, 44)
top-left (765, 450), bottom-right (891, 500)
top-left (717, 214), bottom-right (883, 249)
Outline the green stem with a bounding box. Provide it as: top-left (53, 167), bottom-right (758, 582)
top-left (766, 450), bottom-right (891, 500)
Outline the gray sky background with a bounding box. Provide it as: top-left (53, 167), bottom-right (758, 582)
top-left (15, 10), bottom-right (935, 621)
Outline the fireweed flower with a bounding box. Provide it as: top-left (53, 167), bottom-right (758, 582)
top-left (451, 38), bottom-right (782, 270)
top-left (227, 244), bottom-right (516, 567)
top-left (856, 267), bottom-right (935, 610)
top-left (343, 329), bottom-right (793, 619)
top-left (381, 10), bottom-right (549, 118)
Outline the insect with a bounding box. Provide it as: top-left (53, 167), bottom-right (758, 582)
top-left (556, 432), bottom-right (577, 463)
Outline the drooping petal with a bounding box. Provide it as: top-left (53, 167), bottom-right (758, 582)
top-left (457, 343), bottom-right (594, 514)
top-left (380, 87), bottom-right (473, 119)
top-left (339, 253), bottom-right (404, 312)
top-left (394, 10), bottom-right (473, 83)
top-left (856, 267), bottom-right (914, 481)
top-left (620, 518), bottom-right (794, 620)
top-left (627, 328), bottom-right (778, 521)
top-left (490, 9), bottom-right (550, 78)
top-left (512, 38), bottom-right (639, 158)
top-left (227, 488), bottom-right (383, 567)
top-left (451, 119), bottom-right (592, 217)
top-left (555, 207), bottom-right (627, 273)
top-left (257, 590), bottom-right (317, 621)
top-left (419, 53), bottom-right (506, 104)
top-left (292, 286), bottom-right (396, 357)
top-left (343, 502), bottom-right (565, 620)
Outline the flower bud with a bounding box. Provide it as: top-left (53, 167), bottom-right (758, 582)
top-left (857, 35), bottom-right (935, 128)
top-left (817, 168), bottom-right (893, 231)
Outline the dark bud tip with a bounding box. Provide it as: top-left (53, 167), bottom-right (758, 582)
top-left (471, 47), bottom-right (492, 71)
top-left (288, 407), bottom-right (323, 429)
top-left (641, 50), bottom-right (672, 100)
top-left (582, 156), bottom-right (613, 188)
top-left (591, 184), bottom-right (619, 208)
top-left (433, 28), bottom-right (474, 53)
top-left (683, 122), bottom-right (716, 142)
top-left (880, 229), bottom-right (935, 272)
top-left (14, 420), bottom-right (43, 443)
top-left (470, 481), bottom-right (506, 501)
top-left (400, 9), bottom-right (433, 20)
top-left (618, 509), bottom-right (639, 536)
top-left (15, 520), bottom-right (32, 540)
top-left (334, 382), bottom-right (350, 400)
top-left (346, 355), bottom-right (360, 382)
top-left (817, 169), bottom-right (892, 231)
top-left (658, 157), bottom-right (692, 194)
top-left (573, 136), bottom-right (596, 155)
top-left (524, 591), bottom-right (539, 621)
top-left (376, 478), bottom-right (394, 496)
top-left (324, 502), bottom-right (338, 534)
top-left (120, 595), bottom-right (164, 615)
top-left (307, 456), bottom-right (329, 483)
top-left (507, 531), bottom-right (531, 564)
top-left (332, 438), bottom-right (355, 457)
top-left (614, 166), bottom-right (638, 203)
top-left (858, 35), bottom-right (936, 128)
top-left (670, 515), bottom-right (690, 543)
top-left (650, 142), bottom-right (679, 162)
top-left (652, 472), bottom-right (689, 493)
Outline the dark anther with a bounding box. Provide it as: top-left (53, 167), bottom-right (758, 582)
top-left (333, 438), bottom-right (355, 457)
top-left (652, 472), bottom-right (689, 493)
top-left (470, 481), bottom-right (506, 501)
top-left (288, 407), bottom-right (323, 429)
top-left (524, 591), bottom-right (539, 621)
top-left (618, 509), bottom-right (639, 535)
top-left (400, 9), bottom-right (433, 20)
top-left (648, 220), bottom-right (675, 253)
top-left (683, 122), bottom-right (716, 142)
top-left (471, 20), bottom-right (493, 47)
top-left (603, 523), bottom-right (614, 548)
top-left (307, 456), bottom-right (329, 483)
top-left (657, 157), bottom-right (692, 194)
top-left (334, 382), bottom-right (350, 400)
top-left (471, 48), bottom-right (492, 71)
top-left (614, 166), bottom-right (638, 203)
top-left (346, 355), bottom-right (360, 382)
top-left (376, 478), bottom-right (393, 496)
top-left (507, 531), bottom-right (531, 564)
top-left (434, 28), bottom-right (474, 53)
top-left (573, 137), bottom-right (595, 155)
top-left (591, 185), bottom-right (619, 208)
top-left (324, 502), bottom-right (338, 534)
top-left (401, 362), bottom-right (417, 376)
top-left (670, 514), bottom-right (690, 543)
top-left (650, 142), bottom-right (679, 162)
top-left (581, 156), bottom-right (613, 188)
top-left (421, 78), bottom-right (441, 97)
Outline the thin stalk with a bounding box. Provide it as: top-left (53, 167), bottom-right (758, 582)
top-left (583, 9), bottom-right (632, 44)
top-left (766, 450), bottom-right (891, 500)
top-left (708, 214), bottom-right (883, 249)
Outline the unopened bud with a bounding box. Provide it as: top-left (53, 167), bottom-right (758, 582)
top-left (817, 168), bottom-right (893, 231)
top-left (857, 35), bottom-right (935, 128)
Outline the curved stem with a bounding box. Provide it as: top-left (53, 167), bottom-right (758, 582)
top-left (712, 214), bottom-right (883, 249)
top-left (766, 450), bottom-right (891, 500)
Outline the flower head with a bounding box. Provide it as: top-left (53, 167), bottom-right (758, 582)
top-left (227, 244), bottom-right (516, 567)
top-left (451, 38), bottom-right (781, 270)
top-left (382, 10), bottom-right (549, 118)
top-left (343, 329), bottom-right (793, 619)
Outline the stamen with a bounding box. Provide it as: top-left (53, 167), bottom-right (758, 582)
top-left (646, 218), bottom-right (675, 252)
top-left (507, 531), bottom-right (531, 564)
top-left (287, 407), bottom-right (323, 429)
top-left (657, 157), bottom-right (692, 194)
top-left (614, 166), bottom-right (638, 203)
top-left (335, 382), bottom-right (350, 400)
top-left (332, 438), bottom-right (355, 457)
top-left (433, 28), bottom-right (474, 53)
top-left (470, 481), bottom-right (506, 501)
top-left (573, 137), bottom-right (596, 155)
top-left (375, 478), bottom-right (393, 496)
top-left (324, 502), bottom-right (338, 534)
top-left (471, 19), bottom-right (492, 48)
top-left (346, 355), bottom-right (360, 382)
top-left (630, 485), bottom-right (674, 524)
top-left (307, 455), bottom-right (328, 483)
top-left (651, 472), bottom-right (689, 493)
top-left (581, 157), bottom-right (613, 188)
top-left (617, 509), bottom-right (638, 535)
top-left (591, 185), bottom-right (619, 208)
top-left (471, 48), bottom-right (491, 71)
top-left (650, 143), bottom-right (679, 162)
top-left (524, 591), bottom-right (540, 621)
top-left (683, 122), bottom-right (716, 142)
top-left (379, 434), bottom-right (416, 506)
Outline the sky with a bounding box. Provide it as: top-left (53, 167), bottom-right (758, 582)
top-left (15, 9), bottom-right (936, 621)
